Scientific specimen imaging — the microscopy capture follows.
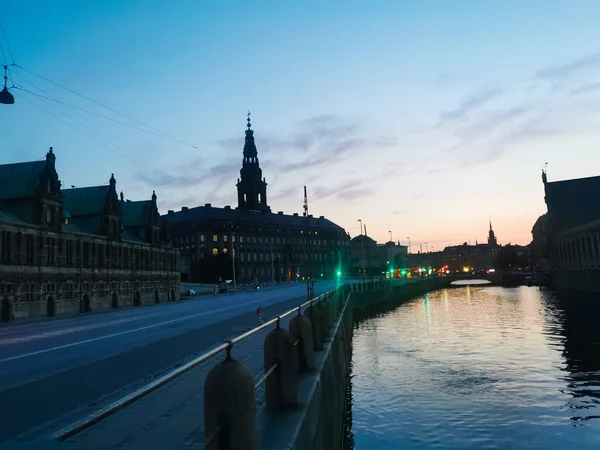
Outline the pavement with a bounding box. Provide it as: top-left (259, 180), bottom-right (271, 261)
top-left (0, 281), bottom-right (338, 448)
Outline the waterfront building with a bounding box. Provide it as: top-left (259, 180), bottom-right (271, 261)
top-left (0, 148), bottom-right (180, 322)
top-left (442, 222), bottom-right (501, 272)
top-left (163, 117), bottom-right (350, 283)
top-left (540, 170), bottom-right (600, 291)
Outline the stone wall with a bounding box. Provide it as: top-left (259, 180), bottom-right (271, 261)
top-left (254, 279), bottom-right (447, 450)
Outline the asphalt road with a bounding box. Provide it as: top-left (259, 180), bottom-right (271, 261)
top-left (0, 281), bottom-right (338, 446)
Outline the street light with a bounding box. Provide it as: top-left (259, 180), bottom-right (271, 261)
top-left (388, 230), bottom-right (393, 242)
top-left (358, 219), bottom-right (365, 277)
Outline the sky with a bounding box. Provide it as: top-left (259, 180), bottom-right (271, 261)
top-left (2, 0), bottom-right (600, 249)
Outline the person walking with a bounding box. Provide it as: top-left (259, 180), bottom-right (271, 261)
top-left (256, 304), bottom-right (264, 325)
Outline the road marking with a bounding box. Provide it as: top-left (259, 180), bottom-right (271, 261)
top-left (0, 303), bottom-right (243, 364)
top-left (0, 283), bottom-right (328, 365)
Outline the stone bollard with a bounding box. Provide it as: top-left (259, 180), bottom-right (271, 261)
top-left (204, 352), bottom-right (256, 449)
top-left (264, 326), bottom-right (298, 411)
top-left (289, 312), bottom-right (315, 371)
top-left (305, 305), bottom-right (324, 351)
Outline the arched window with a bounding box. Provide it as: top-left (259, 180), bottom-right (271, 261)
top-left (212, 248), bottom-right (218, 256)
top-left (223, 247), bottom-right (228, 254)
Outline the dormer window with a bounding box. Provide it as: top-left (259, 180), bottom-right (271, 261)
top-left (47, 179), bottom-right (52, 194)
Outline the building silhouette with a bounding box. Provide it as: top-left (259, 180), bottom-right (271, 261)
top-left (163, 116), bottom-right (350, 283)
top-left (0, 148), bottom-right (179, 323)
top-left (535, 170), bottom-right (600, 291)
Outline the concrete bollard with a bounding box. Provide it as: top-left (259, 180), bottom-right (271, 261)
top-left (289, 313), bottom-right (315, 370)
top-left (204, 354), bottom-right (256, 450)
top-left (264, 326), bottom-right (298, 411)
top-left (305, 305), bottom-right (324, 351)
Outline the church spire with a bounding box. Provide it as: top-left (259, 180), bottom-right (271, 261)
top-left (237, 112), bottom-right (269, 212)
top-left (243, 110), bottom-right (258, 160)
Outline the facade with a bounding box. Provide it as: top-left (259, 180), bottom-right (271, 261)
top-left (540, 170), bottom-right (600, 291)
top-left (0, 148), bottom-right (179, 322)
top-left (442, 223), bottom-right (501, 272)
top-left (349, 235), bottom-right (408, 275)
top-left (163, 117), bottom-right (350, 283)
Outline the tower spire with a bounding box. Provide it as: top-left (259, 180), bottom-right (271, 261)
top-left (237, 112), bottom-right (269, 212)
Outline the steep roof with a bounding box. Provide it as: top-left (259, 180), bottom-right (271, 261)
top-left (0, 160), bottom-right (46, 200)
top-left (545, 175), bottom-right (600, 230)
top-left (122, 200), bottom-right (151, 227)
top-left (62, 186), bottom-right (109, 216)
top-left (162, 205), bottom-right (345, 231)
top-left (0, 202), bottom-right (33, 226)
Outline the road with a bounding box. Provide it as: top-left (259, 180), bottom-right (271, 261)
top-left (0, 281), bottom-right (338, 446)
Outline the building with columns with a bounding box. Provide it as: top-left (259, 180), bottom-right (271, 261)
top-left (163, 115), bottom-right (350, 283)
top-left (0, 148), bottom-right (179, 322)
top-left (539, 170), bottom-right (600, 292)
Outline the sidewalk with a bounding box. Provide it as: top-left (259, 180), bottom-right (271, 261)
top-left (66, 298), bottom-right (302, 450)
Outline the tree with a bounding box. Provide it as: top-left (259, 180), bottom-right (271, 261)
top-left (494, 244), bottom-right (528, 273)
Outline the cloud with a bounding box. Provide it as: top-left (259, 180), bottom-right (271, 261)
top-left (336, 187), bottom-right (374, 201)
top-left (570, 82), bottom-right (600, 95)
top-left (438, 85), bottom-right (503, 123)
top-left (535, 53), bottom-right (600, 81)
top-left (270, 186), bottom-right (298, 201)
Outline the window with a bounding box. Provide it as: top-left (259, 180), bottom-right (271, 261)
top-left (47, 179), bottom-right (52, 193)
top-left (213, 235), bottom-right (218, 242)
top-left (232, 235), bottom-right (236, 243)
top-left (46, 207), bottom-right (52, 223)
top-left (223, 235), bottom-right (228, 243)
top-left (212, 248), bottom-right (218, 256)
top-left (1, 231), bottom-right (12, 262)
top-left (223, 247), bottom-right (228, 254)
top-left (47, 237), bottom-right (56, 265)
top-left (240, 253), bottom-right (245, 262)
top-left (259, 237), bottom-right (263, 244)
top-left (240, 236), bottom-right (244, 243)
top-left (200, 234), bottom-right (205, 242)
top-left (253, 237), bottom-right (257, 244)
top-left (26, 234), bottom-right (34, 264)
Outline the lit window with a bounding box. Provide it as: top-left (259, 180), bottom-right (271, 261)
top-left (223, 248), bottom-right (228, 254)
top-left (213, 235), bottom-right (218, 242)
top-left (212, 248), bottom-right (218, 256)
top-left (200, 235), bottom-right (205, 242)
top-left (224, 235), bottom-right (228, 242)
top-left (240, 236), bottom-right (244, 243)
top-left (315, 231), bottom-right (318, 235)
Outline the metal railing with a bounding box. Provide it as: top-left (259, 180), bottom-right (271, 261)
top-left (52, 288), bottom-right (338, 441)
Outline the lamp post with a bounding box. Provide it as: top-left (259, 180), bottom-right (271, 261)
top-left (231, 237), bottom-right (236, 293)
top-left (358, 219), bottom-right (365, 277)
top-left (389, 230), bottom-right (393, 242)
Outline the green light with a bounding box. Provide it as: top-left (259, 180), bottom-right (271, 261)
top-left (401, 270), bottom-right (407, 276)
top-left (336, 270), bottom-right (341, 276)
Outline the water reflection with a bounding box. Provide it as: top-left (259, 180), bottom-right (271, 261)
top-left (346, 287), bottom-right (600, 449)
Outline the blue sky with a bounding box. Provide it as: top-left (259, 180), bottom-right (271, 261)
top-left (2, 0), bottom-right (600, 248)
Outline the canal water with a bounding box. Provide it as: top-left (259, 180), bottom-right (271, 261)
top-left (345, 284), bottom-right (600, 450)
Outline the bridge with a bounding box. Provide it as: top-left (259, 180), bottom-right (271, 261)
top-left (0, 278), bottom-right (457, 449)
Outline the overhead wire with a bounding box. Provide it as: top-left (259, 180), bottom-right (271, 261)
top-left (0, 17), bottom-right (15, 64)
top-left (11, 64), bottom-right (197, 149)
top-left (12, 85), bottom-right (195, 147)
top-left (13, 90), bottom-right (146, 168)
top-left (11, 70), bottom-right (152, 166)
top-left (12, 71), bottom-right (184, 186)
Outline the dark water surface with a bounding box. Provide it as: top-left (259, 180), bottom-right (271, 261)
top-left (345, 285), bottom-right (600, 450)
